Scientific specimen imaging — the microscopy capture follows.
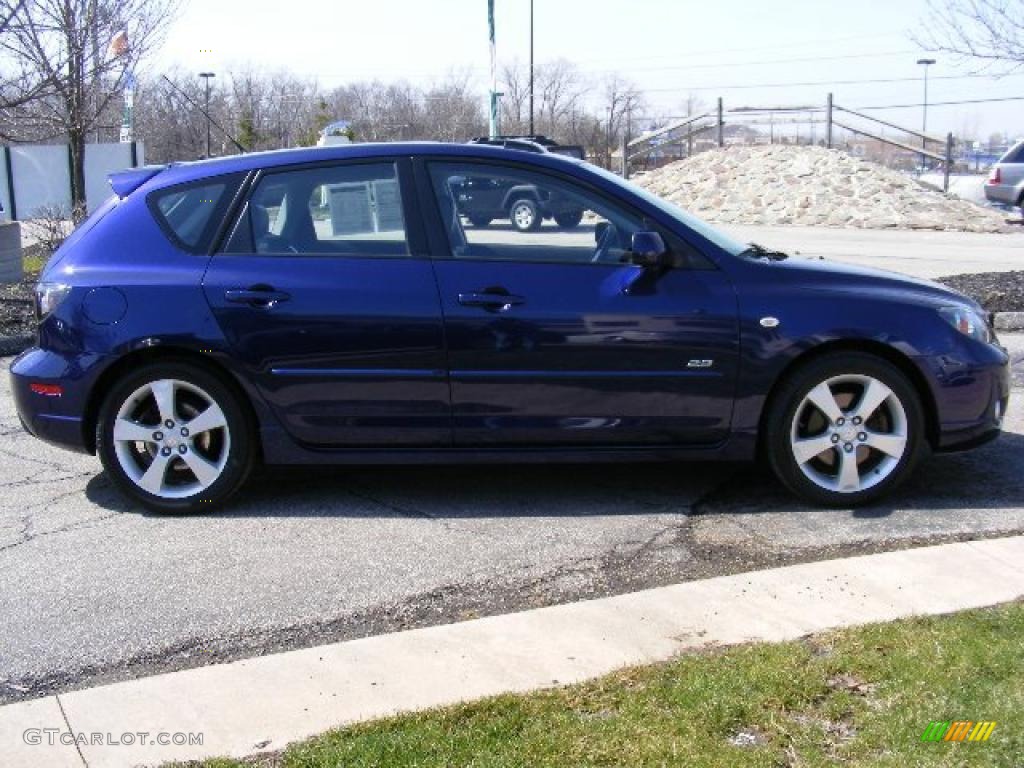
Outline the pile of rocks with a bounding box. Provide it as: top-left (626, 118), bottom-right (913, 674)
top-left (634, 145), bottom-right (1012, 233)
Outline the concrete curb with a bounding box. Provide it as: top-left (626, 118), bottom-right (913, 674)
top-left (1, 535), bottom-right (1022, 768)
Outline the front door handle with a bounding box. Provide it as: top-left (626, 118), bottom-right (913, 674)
top-left (224, 287), bottom-right (291, 307)
top-left (458, 291), bottom-right (525, 310)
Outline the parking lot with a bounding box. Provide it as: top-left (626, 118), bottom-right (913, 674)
top-left (2, 327), bottom-right (1023, 703)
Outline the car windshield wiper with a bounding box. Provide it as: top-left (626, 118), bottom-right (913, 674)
top-left (742, 242), bottom-right (789, 261)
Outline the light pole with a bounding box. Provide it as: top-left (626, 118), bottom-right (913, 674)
top-left (916, 58), bottom-right (935, 152)
top-left (199, 72), bottom-right (216, 158)
top-left (528, 0), bottom-right (534, 136)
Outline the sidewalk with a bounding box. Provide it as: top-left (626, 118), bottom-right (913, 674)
top-left (3, 535), bottom-right (1023, 768)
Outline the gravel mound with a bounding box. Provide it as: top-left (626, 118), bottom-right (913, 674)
top-left (634, 145), bottom-right (1012, 233)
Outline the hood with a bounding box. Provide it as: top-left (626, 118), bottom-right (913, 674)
top-left (768, 254), bottom-right (981, 310)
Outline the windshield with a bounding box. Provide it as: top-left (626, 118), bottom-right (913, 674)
top-left (584, 163), bottom-right (748, 256)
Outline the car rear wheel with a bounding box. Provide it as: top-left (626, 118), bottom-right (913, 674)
top-left (766, 352), bottom-right (927, 506)
top-left (554, 210), bottom-right (584, 229)
top-left (468, 215), bottom-right (492, 227)
top-left (509, 198), bottom-right (541, 232)
top-left (96, 361), bottom-right (255, 514)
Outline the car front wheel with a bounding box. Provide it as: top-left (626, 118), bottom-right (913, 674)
top-left (96, 361), bottom-right (255, 513)
top-left (766, 352), bottom-right (927, 506)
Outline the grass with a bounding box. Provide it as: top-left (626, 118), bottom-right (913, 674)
top-left (188, 602), bottom-right (1024, 767)
top-left (22, 245), bottom-right (48, 278)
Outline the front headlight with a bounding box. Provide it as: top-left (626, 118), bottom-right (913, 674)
top-left (938, 306), bottom-right (992, 344)
top-left (34, 282), bottom-right (71, 321)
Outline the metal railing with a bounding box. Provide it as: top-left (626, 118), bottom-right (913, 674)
top-left (623, 93), bottom-right (955, 192)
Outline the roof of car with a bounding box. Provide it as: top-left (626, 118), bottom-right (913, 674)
top-left (154, 141), bottom-right (585, 187)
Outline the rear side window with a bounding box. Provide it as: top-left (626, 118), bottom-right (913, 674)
top-left (1001, 142), bottom-right (1024, 164)
top-left (241, 162), bottom-right (408, 257)
top-left (149, 174), bottom-right (242, 253)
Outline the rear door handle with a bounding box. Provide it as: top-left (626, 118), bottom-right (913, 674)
top-left (224, 288), bottom-right (291, 307)
top-left (458, 292), bottom-right (525, 310)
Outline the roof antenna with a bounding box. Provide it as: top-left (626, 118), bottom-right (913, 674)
top-left (161, 75), bottom-right (247, 155)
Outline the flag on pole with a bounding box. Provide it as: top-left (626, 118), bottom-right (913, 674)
top-left (107, 30), bottom-right (129, 58)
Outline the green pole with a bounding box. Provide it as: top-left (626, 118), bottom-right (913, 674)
top-left (488, 0), bottom-right (498, 137)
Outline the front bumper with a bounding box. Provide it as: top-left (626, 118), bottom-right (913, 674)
top-left (915, 341), bottom-right (1011, 452)
top-left (9, 347), bottom-right (100, 454)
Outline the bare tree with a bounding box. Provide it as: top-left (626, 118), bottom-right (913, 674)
top-left (500, 58), bottom-right (587, 139)
top-left (135, 67), bottom-right (223, 162)
top-left (0, 0), bottom-right (54, 110)
top-left (500, 60), bottom-right (529, 131)
top-left (264, 70), bottom-right (321, 149)
top-left (423, 70), bottom-right (485, 141)
top-left (328, 81), bottom-right (417, 142)
top-left (916, 0), bottom-right (1024, 71)
top-left (536, 59), bottom-right (584, 136)
top-left (0, 0), bottom-right (180, 214)
top-left (599, 74), bottom-right (645, 167)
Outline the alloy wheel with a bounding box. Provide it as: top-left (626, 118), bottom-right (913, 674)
top-left (112, 378), bottom-right (231, 499)
top-left (512, 202), bottom-right (536, 230)
top-left (788, 374), bottom-right (908, 494)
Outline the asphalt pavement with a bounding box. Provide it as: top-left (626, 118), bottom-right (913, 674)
top-left (722, 224), bottom-right (1024, 278)
top-left (1, 332), bottom-right (1022, 703)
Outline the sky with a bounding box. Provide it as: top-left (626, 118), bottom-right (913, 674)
top-left (154, 0), bottom-right (1024, 141)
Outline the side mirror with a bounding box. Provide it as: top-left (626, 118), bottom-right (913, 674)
top-left (629, 231), bottom-right (668, 268)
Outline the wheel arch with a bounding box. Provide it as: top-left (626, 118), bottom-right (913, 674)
top-left (757, 339), bottom-right (940, 455)
top-left (82, 346), bottom-right (263, 459)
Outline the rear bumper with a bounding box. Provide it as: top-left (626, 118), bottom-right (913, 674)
top-left (983, 183), bottom-right (1019, 206)
top-left (914, 342), bottom-right (1011, 452)
top-left (9, 347), bottom-right (99, 454)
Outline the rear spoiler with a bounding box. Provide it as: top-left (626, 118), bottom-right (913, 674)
top-left (108, 165), bottom-right (167, 198)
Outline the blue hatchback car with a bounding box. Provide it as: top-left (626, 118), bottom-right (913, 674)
top-left (10, 143), bottom-right (1010, 513)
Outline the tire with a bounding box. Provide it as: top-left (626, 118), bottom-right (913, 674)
top-left (96, 360), bottom-right (256, 514)
top-left (468, 215), bottom-right (492, 227)
top-left (554, 210), bottom-right (584, 229)
top-left (764, 352), bottom-right (927, 507)
top-left (508, 198), bottom-right (541, 232)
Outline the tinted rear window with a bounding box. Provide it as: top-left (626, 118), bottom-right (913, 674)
top-left (149, 174), bottom-right (242, 252)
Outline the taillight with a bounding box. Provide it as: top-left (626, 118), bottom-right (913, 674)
top-left (988, 167), bottom-right (1001, 185)
top-left (29, 383), bottom-right (63, 397)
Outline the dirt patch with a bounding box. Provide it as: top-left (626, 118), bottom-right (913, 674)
top-left (0, 244), bottom-right (45, 338)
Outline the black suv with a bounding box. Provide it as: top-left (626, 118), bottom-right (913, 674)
top-left (468, 134), bottom-right (586, 159)
top-left (458, 136), bottom-right (587, 232)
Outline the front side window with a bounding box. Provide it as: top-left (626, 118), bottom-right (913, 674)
top-left (428, 161), bottom-right (644, 265)
top-left (247, 162), bottom-right (407, 256)
top-left (583, 162), bottom-right (748, 257)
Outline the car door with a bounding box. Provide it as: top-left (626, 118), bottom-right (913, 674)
top-left (202, 158), bottom-right (450, 449)
top-left (422, 158), bottom-right (739, 447)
